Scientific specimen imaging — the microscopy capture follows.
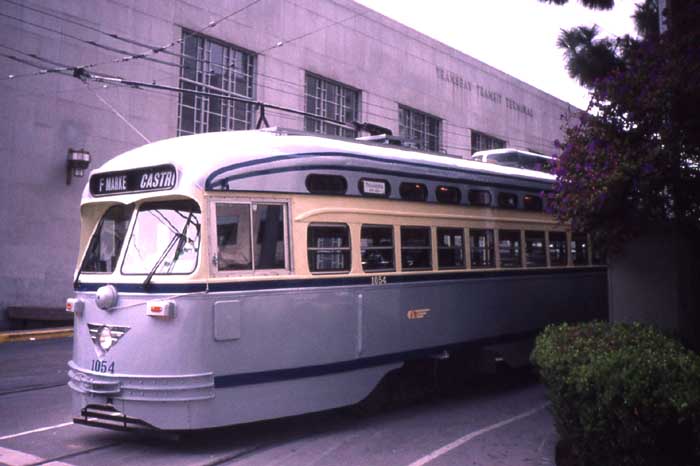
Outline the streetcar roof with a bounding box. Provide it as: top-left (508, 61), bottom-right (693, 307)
top-left (82, 129), bottom-right (555, 204)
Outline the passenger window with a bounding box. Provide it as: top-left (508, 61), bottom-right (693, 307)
top-left (549, 231), bottom-right (568, 266)
top-left (437, 228), bottom-right (465, 269)
top-left (571, 234), bottom-right (589, 266)
top-left (523, 195), bottom-right (543, 211)
top-left (525, 231), bottom-right (546, 267)
top-left (592, 244), bottom-right (605, 265)
top-left (497, 192), bottom-right (518, 209)
top-left (216, 203), bottom-right (252, 270)
top-left (401, 226), bottom-right (432, 270)
top-left (498, 230), bottom-right (522, 268)
top-left (308, 223), bottom-right (351, 273)
top-left (361, 225), bottom-right (395, 271)
top-left (253, 204), bottom-right (286, 269)
top-left (468, 190), bottom-right (492, 207)
top-left (470, 229), bottom-right (495, 268)
top-left (436, 186), bottom-right (461, 204)
top-left (399, 183), bottom-right (428, 202)
top-left (305, 174), bottom-right (347, 195)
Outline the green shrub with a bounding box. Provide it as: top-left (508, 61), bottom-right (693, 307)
top-left (531, 321), bottom-right (700, 466)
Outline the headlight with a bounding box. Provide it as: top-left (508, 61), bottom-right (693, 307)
top-left (99, 326), bottom-right (114, 351)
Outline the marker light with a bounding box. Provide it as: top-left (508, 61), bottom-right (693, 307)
top-left (146, 300), bottom-right (174, 318)
top-left (66, 298), bottom-right (84, 314)
top-left (99, 326), bottom-right (114, 351)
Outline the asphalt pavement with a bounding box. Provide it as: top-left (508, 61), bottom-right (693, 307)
top-left (0, 337), bottom-right (559, 466)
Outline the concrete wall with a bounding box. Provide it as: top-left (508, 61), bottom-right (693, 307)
top-left (608, 228), bottom-right (700, 349)
top-left (0, 0), bottom-right (575, 326)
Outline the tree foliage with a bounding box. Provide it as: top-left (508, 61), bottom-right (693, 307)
top-left (543, 0), bottom-right (700, 250)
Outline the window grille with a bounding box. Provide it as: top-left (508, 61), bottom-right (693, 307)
top-left (304, 74), bottom-right (359, 138)
top-left (471, 130), bottom-right (506, 154)
top-left (178, 31), bottom-right (256, 136)
top-left (399, 106), bottom-right (441, 152)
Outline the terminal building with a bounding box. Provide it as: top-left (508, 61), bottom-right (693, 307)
top-left (0, 0), bottom-right (577, 326)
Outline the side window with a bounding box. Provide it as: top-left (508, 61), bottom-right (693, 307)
top-left (470, 229), bottom-right (494, 268)
top-left (497, 192), bottom-right (518, 209)
top-left (523, 195), bottom-right (543, 211)
top-left (571, 234), bottom-right (589, 266)
top-left (216, 203), bottom-right (252, 270)
top-left (215, 201), bottom-right (288, 273)
top-left (549, 231), bottom-right (568, 266)
top-left (498, 230), bottom-right (522, 268)
top-left (399, 183), bottom-right (428, 202)
top-left (253, 204), bottom-right (286, 269)
top-left (401, 226), bottom-right (432, 270)
top-left (308, 223), bottom-right (350, 273)
top-left (437, 227), bottom-right (465, 269)
top-left (305, 174), bottom-right (347, 195)
top-left (468, 190), bottom-right (492, 207)
top-left (436, 186), bottom-right (461, 204)
top-left (361, 225), bottom-right (395, 271)
top-left (525, 231), bottom-right (547, 267)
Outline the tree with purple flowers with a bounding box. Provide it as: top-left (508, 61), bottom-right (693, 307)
top-left (541, 0), bottom-right (700, 251)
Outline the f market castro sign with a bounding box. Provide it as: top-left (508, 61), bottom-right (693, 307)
top-left (90, 164), bottom-right (177, 196)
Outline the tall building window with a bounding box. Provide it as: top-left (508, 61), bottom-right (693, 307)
top-left (471, 130), bottom-right (506, 154)
top-left (399, 106), bottom-right (441, 152)
top-left (178, 31), bottom-right (256, 136)
top-left (305, 74), bottom-right (359, 138)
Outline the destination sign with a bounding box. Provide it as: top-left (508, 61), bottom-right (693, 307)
top-left (90, 164), bottom-right (177, 196)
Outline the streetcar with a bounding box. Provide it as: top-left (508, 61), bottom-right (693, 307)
top-left (470, 148), bottom-right (554, 172)
top-left (66, 128), bottom-right (607, 431)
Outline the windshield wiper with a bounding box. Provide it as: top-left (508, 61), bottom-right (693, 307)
top-left (142, 232), bottom-right (183, 290)
top-left (142, 207), bottom-right (198, 290)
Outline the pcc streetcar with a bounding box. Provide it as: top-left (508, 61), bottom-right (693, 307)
top-left (66, 128), bottom-right (607, 431)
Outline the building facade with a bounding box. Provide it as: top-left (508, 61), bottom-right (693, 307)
top-left (0, 0), bottom-right (577, 325)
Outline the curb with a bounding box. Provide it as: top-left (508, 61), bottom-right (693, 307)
top-left (0, 327), bottom-right (73, 344)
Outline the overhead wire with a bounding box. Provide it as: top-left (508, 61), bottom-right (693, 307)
top-left (0, 0), bottom-right (264, 79)
top-left (0, 0), bottom-right (181, 58)
top-left (0, 12), bottom-right (180, 68)
top-left (0, 0), bottom-right (562, 154)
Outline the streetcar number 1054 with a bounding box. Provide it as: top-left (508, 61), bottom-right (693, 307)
top-left (91, 359), bottom-right (115, 373)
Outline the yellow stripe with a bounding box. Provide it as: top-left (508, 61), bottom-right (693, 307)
top-left (0, 327), bottom-right (73, 344)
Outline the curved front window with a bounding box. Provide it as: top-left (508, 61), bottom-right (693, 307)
top-left (81, 204), bottom-right (134, 273)
top-left (121, 200), bottom-right (201, 275)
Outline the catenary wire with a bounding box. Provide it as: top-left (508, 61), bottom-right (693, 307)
top-left (0, 0), bottom-right (182, 58)
top-left (0, 0), bottom-right (264, 79)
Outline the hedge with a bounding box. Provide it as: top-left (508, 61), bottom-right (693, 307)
top-left (531, 321), bottom-right (700, 466)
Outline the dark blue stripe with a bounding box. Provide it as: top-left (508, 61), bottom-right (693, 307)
top-left (74, 267), bottom-right (606, 293)
top-left (204, 152), bottom-right (551, 192)
top-left (213, 330), bottom-right (545, 389)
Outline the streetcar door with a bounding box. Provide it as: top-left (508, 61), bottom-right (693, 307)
top-left (209, 198), bottom-right (290, 276)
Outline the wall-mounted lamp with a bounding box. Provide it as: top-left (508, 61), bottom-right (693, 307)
top-left (66, 148), bottom-right (91, 185)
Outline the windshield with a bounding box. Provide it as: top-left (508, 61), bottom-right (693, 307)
top-left (121, 200), bottom-right (201, 275)
top-left (81, 204), bottom-right (134, 273)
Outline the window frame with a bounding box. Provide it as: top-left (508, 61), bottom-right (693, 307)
top-left (209, 197), bottom-right (291, 277)
top-left (398, 105), bottom-right (442, 152)
top-left (400, 225), bottom-right (433, 271)
top-left (548, 231), bottom-right (568, 267)
top-left (471, 130), bottom-right (506, 154)
top-left (304, 73), bottom-right (360, 138)
top-left (469, 228), bottom-right (495, 268)
top-left (498, 229), bottom-right (523, 268)
top-left (177, 30), bottom-right (257, 136)
top-left (307, 222), bottom-right (352, 274)
top-left (436, 227), bottom-right (466, 270)
top-left (360, 224), bottom-right (395, 272)
top-left (525, 230), bottom-right (547, 268)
